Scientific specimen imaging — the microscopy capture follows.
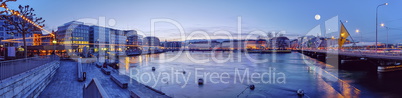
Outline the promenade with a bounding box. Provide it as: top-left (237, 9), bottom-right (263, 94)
top-left (39, 60), bottom-right (169, 98)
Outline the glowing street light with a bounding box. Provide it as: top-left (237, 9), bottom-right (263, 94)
top-left (52, 40), bottom-right (57, 44)
top-left (53, 40), bottom-right (57, 55)
top-left (356, 29), bottom-right (362, 42)
top-left (375, 2), bottom-right (388, 53)
top-left (381, 23), bottom-right (389, 49)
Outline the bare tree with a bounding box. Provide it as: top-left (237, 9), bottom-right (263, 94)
top-left (0, 5), bottom-right (45, 58)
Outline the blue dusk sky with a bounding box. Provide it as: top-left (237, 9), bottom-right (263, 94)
top-left (5, 0), bottom-right (402, 43)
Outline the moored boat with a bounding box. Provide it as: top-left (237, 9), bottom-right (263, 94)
top-left (247, 49), bottom-right (291, 53)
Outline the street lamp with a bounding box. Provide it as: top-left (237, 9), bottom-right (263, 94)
top-left (376, 3), bottom-right (388, 53)
top-left (355, 29), bottom-right (362, 42)
top-left (381, 23), bottom-right (389, 49)
top-left (52, 40), bottom-right (57, 55)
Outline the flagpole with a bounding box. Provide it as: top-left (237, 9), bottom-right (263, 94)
top-left (340, 20), bottom-right (363, 56)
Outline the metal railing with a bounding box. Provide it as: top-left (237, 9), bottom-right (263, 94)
top-left (310, 49), bottom-right (402, 57)
top-left (341, 50), bottom-right (402, 57)
top-left (0, 55), bottom-right (59, 80)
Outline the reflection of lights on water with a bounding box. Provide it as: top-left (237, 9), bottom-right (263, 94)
top-left (301, 53), bottom-right (361, 97)
top-left (125, 57), bottom-right (129, 72)
top-left (144, 55), bottom-right (149, 66)
top-left (138, 56), bottom-right (143, 64)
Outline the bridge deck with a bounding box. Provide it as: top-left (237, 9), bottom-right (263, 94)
top-left (302, 50), bottom-right (402, 61)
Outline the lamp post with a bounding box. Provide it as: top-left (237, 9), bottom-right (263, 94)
top-left (381, 23), bottom-right (389, 49)
top-left (376, 3), bottom-right (388, 53)
top-left (52, 40), bottom-right (57, 55)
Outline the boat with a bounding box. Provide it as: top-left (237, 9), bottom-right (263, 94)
top-left (141, 46), bottom-right (165, 54)
top-left (247, 49), bottom-right (291, 53)
top-left (141, 49), bottom-right (165, 54)
top-left (156, 49), bottom-right (165, 53)
top-left (125, 49), bottom-right (142, 56)
top-left (247, 49), bottom-right (264, 53)
top-left (262, 49), bottom-right (291, 53)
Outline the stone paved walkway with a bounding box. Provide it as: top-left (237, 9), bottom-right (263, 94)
top-left (38, 60), bottom-right (169, 98)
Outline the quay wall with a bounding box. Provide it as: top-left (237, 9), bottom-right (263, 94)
top-left (0, 61), bottom-right (60, 98)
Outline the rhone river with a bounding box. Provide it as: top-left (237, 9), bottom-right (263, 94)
top-left (115, 51), bottom-right (400, 97)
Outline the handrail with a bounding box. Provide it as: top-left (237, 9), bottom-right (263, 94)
top-left (0, 55), bottom-right (59, 80)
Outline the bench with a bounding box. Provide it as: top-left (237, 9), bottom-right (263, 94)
top-left (96, 62), bottom-right (102, 68)
top-left (129, 90), bottom-right (146, 98)
top-left (101, 68), bottom-right (111, 75)
top-left (110, 74), bottom-right (128, 89)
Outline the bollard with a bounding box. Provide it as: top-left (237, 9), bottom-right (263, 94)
top-left (103, 63), bottom-right (107, 68)
top-left (297, 89), bottom-right (304, 96)
top-left (249, 85), bottom-right (255, 90)
top-left (198, 78), bottom-right (204, 85)
top-left (83, 72), bottom-right (87, 81)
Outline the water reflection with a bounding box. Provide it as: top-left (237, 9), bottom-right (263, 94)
top-left (114, 51), bottom-right (383, 97)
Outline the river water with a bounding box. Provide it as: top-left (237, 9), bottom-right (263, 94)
top-left (115, 51), bottom-right (401, 98)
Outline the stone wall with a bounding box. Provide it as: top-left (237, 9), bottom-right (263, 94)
top-left (0, 61), bottom-right (60, 98)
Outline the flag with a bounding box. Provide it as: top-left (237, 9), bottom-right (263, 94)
top-left (338, 22), bottom-right (349, 48)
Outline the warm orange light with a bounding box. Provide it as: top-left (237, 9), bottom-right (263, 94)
top-left (0, 3), bottom-right (6, 8)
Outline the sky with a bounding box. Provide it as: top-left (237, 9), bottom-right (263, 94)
top-left (5, 0), bottom-right (402, 43)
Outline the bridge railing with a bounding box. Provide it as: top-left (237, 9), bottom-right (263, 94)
top-left (305, 49), bottom-right (402, 57)
top-left (0, 55), bottom-right (59, 80)
top-left (341, 50), bottom-right (402, 56)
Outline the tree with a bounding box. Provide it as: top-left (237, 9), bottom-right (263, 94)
top-left (0, 5), bottom-right (45, 58)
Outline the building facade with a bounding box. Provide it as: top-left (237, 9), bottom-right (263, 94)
top-left (89, 26), bottom-right (110, 57)
top-left (143, 36), bottom-right (160, 46)
top-left (57, 21), bottom-right (139, 57)
top-left (161, 41), bottom-right (182, 50)
top-left (268, 37), bottom-right (290, 50)
top-left (56, 21), bottom-right (90, 53)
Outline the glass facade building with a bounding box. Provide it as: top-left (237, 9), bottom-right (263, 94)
top-left (56, 21), bottom-right (90, 53)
